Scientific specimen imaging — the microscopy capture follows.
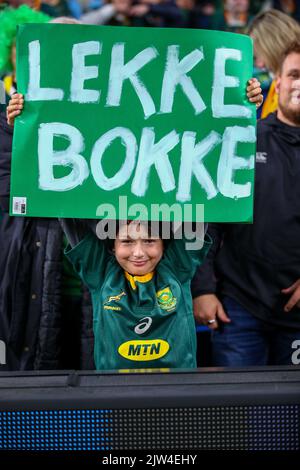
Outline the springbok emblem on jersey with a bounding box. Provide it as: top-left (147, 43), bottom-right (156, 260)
top-left (107, 291), bottom-right (126, 303)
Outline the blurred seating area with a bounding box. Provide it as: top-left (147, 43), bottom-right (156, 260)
top-left (0, 1), bottom-right (299, 29)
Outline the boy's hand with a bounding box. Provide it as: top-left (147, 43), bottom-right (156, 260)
top-left (247, 78), bottom-right (263, 109)
top-left (6, 93), bottom-right (24, 127)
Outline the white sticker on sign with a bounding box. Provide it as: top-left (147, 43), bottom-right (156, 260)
top-left (12, 197), bottom-right (27, 215)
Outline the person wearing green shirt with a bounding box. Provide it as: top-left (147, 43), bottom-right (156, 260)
top-left (60, 218), bottom-right (211, 371)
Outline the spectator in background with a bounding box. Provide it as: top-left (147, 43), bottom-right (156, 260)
top-left (45, 0), bottom-right (146, 26)
top-left (192, 41), bottom-right (300, 367)
top-left (39, 0), bottom-right (73, 17)
top-left (65, 0), bottom-right (104, 20)
top-left (79, 0), bottom-right (132, 26)
top-left (248, 9), bottom-right (300, 118)
top-left (130, 0), bottom-right (184, 28)
top-left (269, 0), bottom-right (300, 22)
top-left (0, 4), bottom-right (50, 103)
top-left (211, 0), bottom-right (251, 33)
top-left (70, 0), bottom-right (178, 28)
top-left (4, 0), bottom-right (73, 17)
top-left (175, 0), bottom-right (217, 29)
top-left (248, 0), bottom-right (265, 15)
top-left (6, 0), bottom-right (40, 8)
top-left (0, 12), bottom-right (95, 371)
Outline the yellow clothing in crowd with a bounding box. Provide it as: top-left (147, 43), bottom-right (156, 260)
top-left (261, 80), bottom-right (278, 119)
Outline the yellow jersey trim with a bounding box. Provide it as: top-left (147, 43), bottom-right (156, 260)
top-left (124, 271), bottom-right (154, 290)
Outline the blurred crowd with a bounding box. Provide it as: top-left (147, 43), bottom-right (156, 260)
top-left (0, 1), bottom-right (299, 31)
top-left (1, 1), bottom-right (300, 112)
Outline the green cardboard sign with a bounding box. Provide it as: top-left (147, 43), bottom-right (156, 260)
top-left (10, 24), bottom-right (256, 221)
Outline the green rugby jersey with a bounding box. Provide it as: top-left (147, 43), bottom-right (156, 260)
top-left (66, 233), bottom-right (211, 371)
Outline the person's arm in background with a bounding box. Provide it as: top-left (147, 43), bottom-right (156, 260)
top-left (191, 223), bottom-right (231, 330)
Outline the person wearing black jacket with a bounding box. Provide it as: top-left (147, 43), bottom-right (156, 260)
top-left (192, 42), bottom-right (300, 366)
top-left (0, 111), bottom-right (95, 370)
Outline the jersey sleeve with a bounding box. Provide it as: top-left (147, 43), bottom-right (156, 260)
top-left (65, 231), bottom-right (112, 291)
top-left (191, 223), bottom-right (226, 297)
top-left (162, 228), bottom-right (212, 284)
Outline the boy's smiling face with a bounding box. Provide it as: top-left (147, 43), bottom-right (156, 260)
top-left (114, 222), bottom-right (164, 276)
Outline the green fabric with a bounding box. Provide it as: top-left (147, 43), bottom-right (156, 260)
top-left (66, 232), bottom-right (211, 371)
top-left (0, 5), bottom-right (50, 74)
top-left (61, 236), bottom-right (82, 296)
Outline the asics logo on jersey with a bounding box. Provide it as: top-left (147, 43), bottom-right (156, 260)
top-left (134, 317), bottom-right (153, 335)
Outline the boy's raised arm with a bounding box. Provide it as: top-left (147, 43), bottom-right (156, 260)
top-left (59, 218), bottom-right (98, 248)
top-left (163, 222), bottom-right (212, 283)
top-left (6, 93), bottom-right (24, 126)
top-left (247, 78), bottom-right (263, 108)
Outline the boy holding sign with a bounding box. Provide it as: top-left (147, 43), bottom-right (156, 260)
top-left (59, 217), bottom-right (211, 370)
top-left (7, 77), bottom-right (262, 370)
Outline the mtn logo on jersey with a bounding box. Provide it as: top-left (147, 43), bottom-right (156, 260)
top-left (118, 339), bottom-right (169, 361)
top-left (156, 287), bottom-right (177, 311)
